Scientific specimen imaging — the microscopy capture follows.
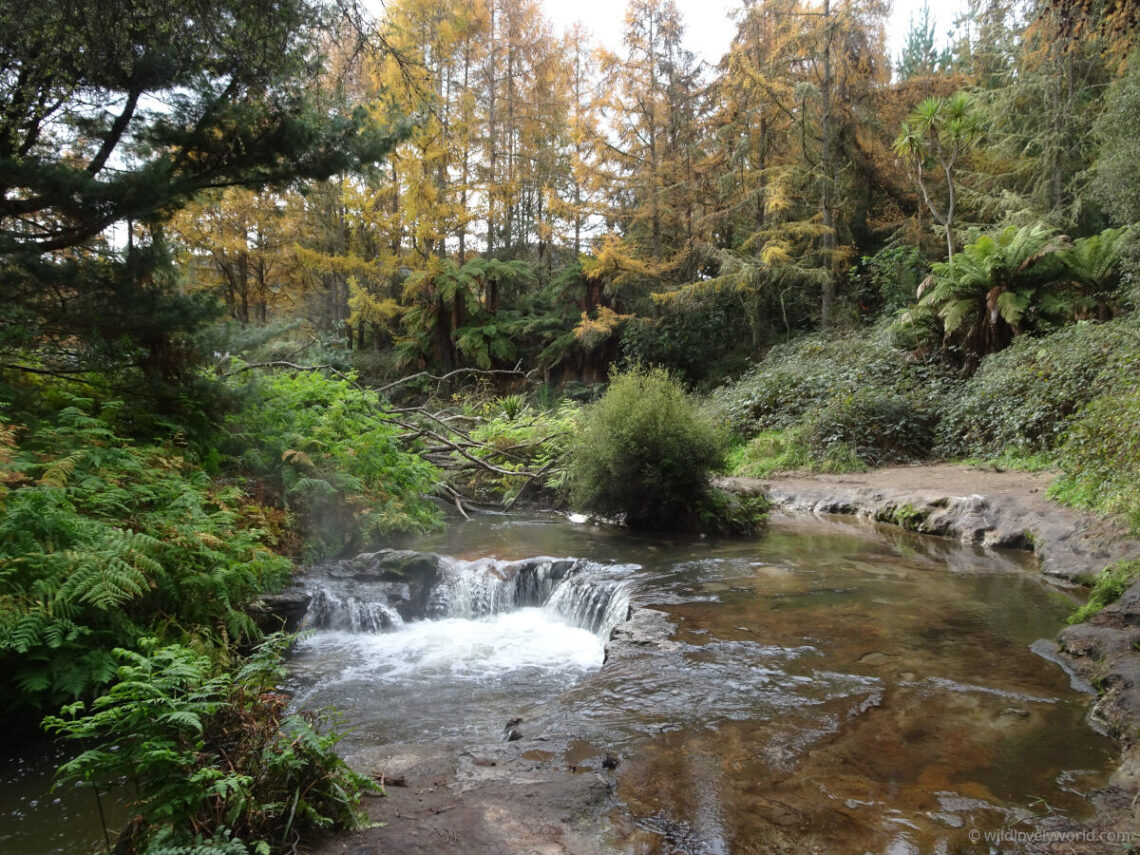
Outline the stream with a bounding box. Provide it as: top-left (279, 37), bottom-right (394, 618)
top-left (0, 510), bottom-right (1116, 853)
top-left (290, 510), bottom-right (1116, 854)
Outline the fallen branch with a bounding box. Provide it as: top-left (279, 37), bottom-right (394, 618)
top-left (377, 364), bottom-right (532, 395)
top-left (504, 458), bottom-right (561, 512)
top-left (389, 416), bottom-right (543, 480)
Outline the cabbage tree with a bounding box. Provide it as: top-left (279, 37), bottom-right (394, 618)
top-left (893, 93), bottom-right (982, 261)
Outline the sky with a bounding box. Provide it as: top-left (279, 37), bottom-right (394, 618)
top-left (542, 0), bottom-right (969, 70)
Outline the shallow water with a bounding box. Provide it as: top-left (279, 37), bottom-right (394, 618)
top-left (0, 510), bottom-right (1113, 854)
top-left (292, 511), bottom-right (1115, 854)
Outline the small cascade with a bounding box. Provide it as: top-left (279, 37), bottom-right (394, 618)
top-left (544, 576), bottom-right (630, 637)
top-left (425, 557), bottom-right (580, 619)
top-left (300, 551), bottom-right (631, 639)
top-left (303, 589), bottom-right (404, 632)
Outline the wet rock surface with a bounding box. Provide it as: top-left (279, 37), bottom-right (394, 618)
top-left (720, 464), bottom-right (1140, 581)
top-left (310, 740), bottom-right (614, 855)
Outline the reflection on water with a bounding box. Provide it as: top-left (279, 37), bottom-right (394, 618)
top-left (3, 509), bottom-right (1106, 855)
top-left (342, 510), bottom-right (1113, 854)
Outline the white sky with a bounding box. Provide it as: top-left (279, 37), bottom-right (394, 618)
top-left (542, 0), bottom-right (969, 70)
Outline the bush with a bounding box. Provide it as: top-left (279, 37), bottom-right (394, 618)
top-left (619, 291), bottom-right (752, 389)
top-left (567, 367), bottom-right (757, 532)
top-left (709, 325), bottom-right (955, 441)
top-left (804, 389), bottom-right (937, 465)
top-left (938, 318), bottom-right (1140, 457)
top-left (1052, 384), bottom-right (1140, 534)
top-left (224, 369), bottom-right (442, 559)
top-left (710, 324), bottom-right (954, 469)
top-left (45, 635), bottom-right (377, 854)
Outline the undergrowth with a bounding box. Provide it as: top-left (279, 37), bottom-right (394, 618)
top-left (45, 634), bottom-right (377, 854)
top-left (0, 399), bottom-right (292, 711)
top-left (224, 369), bottom-right (442, 559)
top-left (1068, 560), bottom-right (1140, 623)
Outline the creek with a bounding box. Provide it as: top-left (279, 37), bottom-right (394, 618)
top-left (0, 510), bottom-right (1115, 854)
top-left (290, 510), bottom-right (1115, 854)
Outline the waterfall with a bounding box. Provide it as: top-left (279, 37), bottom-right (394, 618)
top-left (303, 589), bottom-right (404, 632)
top-left (301, 553), bottom-right (630, 639)
top-left (544, 576), bottom-right (630, 637)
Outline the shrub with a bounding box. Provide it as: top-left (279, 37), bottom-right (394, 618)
top-left (44, 635), bottom-right (377, 854)
top-left (567, 367), bottom-right (748, 531)
top-left (709, 325), bottom-right (955, 441)
top-left (803, 389), bottom-right (937, 465)
top-left (619, 291), bottom-right (752, 388)
top-left (710, 324), bottom-right (954, 470)
top-left (727, 429), bottom-right (864, 478)
top-left (1052, 384), bottom-right (1140, 534)
top-left (938, 318), bottom-right (1140, 458)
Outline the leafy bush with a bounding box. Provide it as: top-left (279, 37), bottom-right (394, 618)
top-left (727, 429), bottom-right (864, 478)
top-left (1052, 384), bottom-right (1140, 533)
top-left (936, 319), bottom-right (1140, 457)
top-left (1068, 560), bottom-right (1140, 624)
top-left (620, 290), bottom-right (752, 388)
top-left (803, 389), bottom-right (938, 465)
top-left (45, 635), bottom-right (377, 855)
top-left (0, 401), bottom-right (292, 711)
top-left (225, 370), bottom-right (441, 559)
top-left (710, 324), bottom-right (955, 469)
top-left (567, 367), bottom-right (758, 532)
top-left (852, 244), bottom-right (925, 316)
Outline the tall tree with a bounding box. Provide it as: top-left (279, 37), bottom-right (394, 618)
top-left (0, 0), bottom-right (401, 384)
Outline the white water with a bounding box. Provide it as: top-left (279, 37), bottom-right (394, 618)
top-left (290, 608), bottom-right (606, 742)
top-left (299, 609), bottom-right (604, 684)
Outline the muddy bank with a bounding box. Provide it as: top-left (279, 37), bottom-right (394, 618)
top-left (722, 464), bottom-right (1140, 852)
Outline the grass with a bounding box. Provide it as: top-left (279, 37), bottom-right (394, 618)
top-left (726, 428), bottom-right (866, 479)
top-left (955, 449), bottom-right (1060, 473)
top-left (1068, 559), bottom-right (1140, 624)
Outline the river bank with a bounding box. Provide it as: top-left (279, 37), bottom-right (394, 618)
top-left (308, 466), bottom-right (1140, 855)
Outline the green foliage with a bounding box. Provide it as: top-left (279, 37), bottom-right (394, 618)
top-left (0, 399), bottom-right (292, 711)
top-left (567, 367), bottom-right (734, 531)
top-left (465, 400), bottom-right (579, 504)
top-left (619, 290), bottom-right (752, 388)
top-left (709, 324), bottom-right (956, 449)
top-left (44, 635), bottom-right (378, 855)
top-left (853, 244), bottom-right (926, 317)
top-left (803, 389), bottom-right (938, 466)
top-left (1089, 50), bottom-right (1140, 226)
top-left (937, 318), bottom-right (1140, 457)
top-left (1068, 560), bottom-right (1140, 624)
top-left (224, 370), bottom-right (441, 559)
top-left (727, 427), bottom-right (867, 479)
top-left (918, 224), bottom-right (1073, 365)
top-left (696, 488), bottom-right (772, 537)
top-left (1052, 382), bottom-right (1140, 534)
